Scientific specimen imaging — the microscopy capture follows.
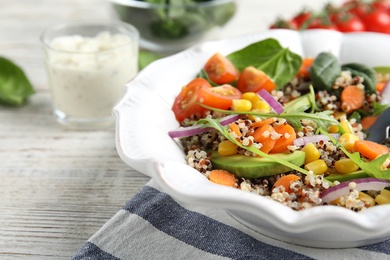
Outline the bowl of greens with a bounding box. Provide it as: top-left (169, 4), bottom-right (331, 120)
top-left (109, 0), bottom-right (236, 54)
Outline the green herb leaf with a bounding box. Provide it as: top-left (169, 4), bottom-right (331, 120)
top-left (310, 52), bottom-right (341, 91)
top-left (198, 117), bottom-right (310, 175)
top-left (320, 129), bottom-right (390, 180)
top-left (198, 103), bottom-right (339, 130)
top-left (226, 38), bottom-right (302, 89)
top-left (0, 56), bottom-right (35, 106)
top-left (342, 63), bottom-right (377, 94)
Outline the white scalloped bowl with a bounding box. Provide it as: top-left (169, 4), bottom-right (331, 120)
top-left (114, 29), bottom-right (390, 248)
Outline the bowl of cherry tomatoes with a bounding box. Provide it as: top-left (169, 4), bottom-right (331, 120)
top-left (270, 0), bottom-right (390, 34)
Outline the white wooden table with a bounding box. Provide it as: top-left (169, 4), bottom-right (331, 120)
top-left (0, 0), bottom-right (343, 258)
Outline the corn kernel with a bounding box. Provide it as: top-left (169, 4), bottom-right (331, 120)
top-left (338, 133), bottom-right (359, 151)
top-left (333, 111), bottom-right (346, 120)
top-left (218, 140), bottom-right (238, 156)
top-left (375, 189), bottom-right (390, 205)
top-left (334, 158), bottom-right (359, 174)
top-left (304, 159), bottom-right (328, 175)
top-left (242, 92), bottom-right (261, 104)
top-left (328, 125), bottom-right (339, 134)
top-left (252, 100), bottom-right (270, 112)
top-left (340, 118), bottom-right (353, 134)
top-left (358, 192), bottom-right (375, 207)
top-left (301, 143), bottom-right (321, 164)
top-left (232, 99), bottom-right (252, 112)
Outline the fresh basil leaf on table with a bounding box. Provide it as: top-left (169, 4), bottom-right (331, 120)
top-left (0, 56), bottom-right (35, 106)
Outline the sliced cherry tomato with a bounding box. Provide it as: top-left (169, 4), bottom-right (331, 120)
top-left (172, 78), bottom-right (212, 123)
top-left (334, 13), bottom-right (366, 32)
top-left (237, 66), bottom-right (276, 93)
top-left (197, 84), bottom-right (242, 110)
top-left (362, 9), bottom-right (390, 33)
top-left (203, 52), bottom-right (239, 85)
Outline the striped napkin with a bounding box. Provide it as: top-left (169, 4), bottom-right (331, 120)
top-left (72, 180), bottom-right (390, 260)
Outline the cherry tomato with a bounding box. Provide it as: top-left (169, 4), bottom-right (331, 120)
top-left (269, 18), bottom-right (298, 30)
top-left (290, 11), bottom-right (312, 29)
top-left (362, 9), bottom-right (390, 33)
top-left (172, 78), bottom-right (212, 123)
top-left (343, 1), bottom-right (370, 19)
top-left (237, 66), bottom-right (276, 93)
top-left (203, 52), bottom-right (239, 85)
top-left (197, 84), bottom-right (242, 110)
top-left (334, 13), bottom-right (366, 32)
top-left (372, 0), bottom-right (390, 12)
top-left (308, 17), bottom-right (338, 30)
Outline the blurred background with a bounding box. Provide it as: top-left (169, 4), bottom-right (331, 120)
top-left (0, 0), bottom-right (345, 92)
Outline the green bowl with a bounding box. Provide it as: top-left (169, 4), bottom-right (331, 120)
top-left (110, 0), bottom-right (237, 53)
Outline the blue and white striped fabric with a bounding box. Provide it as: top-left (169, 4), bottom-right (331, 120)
top-left (73, 181), bottom-right (390, 260)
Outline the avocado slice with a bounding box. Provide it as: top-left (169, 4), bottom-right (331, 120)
top-left (210, 150), bottom-right (305, 179)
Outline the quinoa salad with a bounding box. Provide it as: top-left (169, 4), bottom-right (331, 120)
top-left (168, 38), bottom-right (390, 212)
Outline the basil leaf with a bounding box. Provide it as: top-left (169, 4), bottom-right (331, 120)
top-left (0, 56), bottom-right (34, 106)
top-left (310, 52), bottom-right (341, 91)
top-left (227, 38), bottom-right (301, 89)
top-left (342, 63), bottom-right (377, 94)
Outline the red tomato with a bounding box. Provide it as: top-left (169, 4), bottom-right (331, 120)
top-left (237, 66), bottom-right (276, 93)
top-left (372, 0), bottom-right (390, 12)
top-left (290, 11), bottom-right (312, 29)
top-left (270, 19), bottom-right (298, 30)
top-left (172, 78), bottom-right (212, 122)
top-left (308, 17), bottom-right (338, 30)
top-left (344, 1), bottom-right (370, 19)
top-left (362, 9), bottom-right (390, 33)
top-left (197, 84), bottom-right (242, 110)
top-left (203, 52), bottom-right (239, 85)
top-left (334, 13), bottom-right (366, 32)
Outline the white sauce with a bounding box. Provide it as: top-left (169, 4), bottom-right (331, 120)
top-left (45, 31), bottom-right (137, 119)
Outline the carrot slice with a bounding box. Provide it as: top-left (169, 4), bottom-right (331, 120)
top-left (273, 174), bottom-right (301, 193)
top-left (296, 57), bottom-right (314, 79)
top-left (209, 169), bottom-right (237, 187)
top-left (340, 85), bottom-right (365, 113)
top-left (253, 124), bottom-right (277, 154)
top-left (376, 81), bottom-right (386, 92)
top-left (270, 124), bottom-right (296, 153)
top-left (354, 140), bottom-right (389, 160)
top-left (361, 115), bottom-right (378, 130)
top-left (229, 123), bottom-right (242, 137)
top-left (251, 117), bottom-right (277, 128)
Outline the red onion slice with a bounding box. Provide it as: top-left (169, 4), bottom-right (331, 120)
top-left (294, 134), bottom-right (340, 146)
top-left (168, 114), bottom-right (240, 138)
top-left (257, 89), bottom-right (284, 114)
top-left (321, 178), bottom-right (390, 204)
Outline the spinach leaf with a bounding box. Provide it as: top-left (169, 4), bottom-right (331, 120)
top-left (310, 52), bottom-right (341, 91)
top-left (0, 56), bottom-right (34, 106)
top-left (342, 63), bottom-right (377, 94)
top-left (143, 0), bottom-right (236, 39)
top-left (227, 38), bottom-right (301, 89)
